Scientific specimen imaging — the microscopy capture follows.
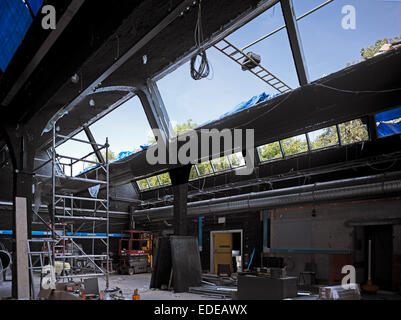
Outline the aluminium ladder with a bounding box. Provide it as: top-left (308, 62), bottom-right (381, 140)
top-left (213, 39), bottom-right (292, 94)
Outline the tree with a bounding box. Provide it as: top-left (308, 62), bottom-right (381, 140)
top-left (360, 35), bottom-right (401, 60)
top-left (259, 141), bottom-right (282, 161)
top-left (346, 35), bottom-right (401, 67)
top-left (90, 149), bottom-right (116, 164)
top-left (258, 120), bottom-right (369, 161)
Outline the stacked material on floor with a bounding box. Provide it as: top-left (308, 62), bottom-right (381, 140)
top-left (255, 267), bottom-right (287, 279)
top-left (318, 284), bottom-right (361, 300)
top-left (201, 274), bottom-right (237, 287)
top-left (188, 274), bottom-right (238, 298)
top-left (188, 285), bottom-right (237, 299)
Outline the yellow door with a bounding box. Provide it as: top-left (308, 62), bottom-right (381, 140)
top-left (213, 233), bottom-right (232, 274)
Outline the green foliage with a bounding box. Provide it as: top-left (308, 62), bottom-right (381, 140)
top-left (212, 156), bottom-right (231, 171)
top-left (189, 166), bottom-right (198, 180)
top-left (338, 119), bottom-right (369, 145)
top-left (158, 172), bottom-right (171, 185)
top-left (88, 149), bottom-right (116, 166)
top-left (258, 120), bottom-right (368, 162)
top-left (174, 119), bottom-right (198, 135)
top-left (147, 176), bottom-right (160, 187)
top-left (148, 119), bottom-right (199, 143)
top-left (259, 141), bottom-right (282, 161)
top-left (196, 162), bottom-right (213, 176)
top-left (309, 126), bottom-right (338, 150)
top-left (137, 179), bottom-right (149, 190)
top-left (230, 153), bottom-right (245, 167)
top-left (360, 35), bottom-right (401, 60)
top-left (281, 136), bottom-right (308, 156)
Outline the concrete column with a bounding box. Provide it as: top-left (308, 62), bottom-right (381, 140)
top-left (169, 165), bottom-right (192, 236)
top-left (3, 126), bottom-right (35, 299)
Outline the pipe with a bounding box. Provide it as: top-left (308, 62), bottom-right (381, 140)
top-left (133, 173), bottom-right (401, 220)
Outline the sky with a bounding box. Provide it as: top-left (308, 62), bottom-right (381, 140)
top-left (57, 0), bottom-right (401, 163)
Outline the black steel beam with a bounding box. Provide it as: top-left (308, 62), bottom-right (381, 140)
top-left (83, 126), bottom-right (104, 164)
top-left (169, 165), bottom-right (192, 236)
top-left (280, 0), bottom-right (309, 86)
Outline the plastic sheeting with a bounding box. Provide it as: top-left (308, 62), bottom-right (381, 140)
top-left (377, 122), bottom-right (401, 137)
top-left (88, 184), bottom-right (100, 198)
top-left (0, 0), bottom-right (33, 71)
top-left (79, 91), bottom-right (282, 172)
top-left (199, 91), bottom-right (281, 127)
top-left (218, 92), bottom-right (279, 119)
top-left (376, 106), bottom-right (401, 137)
top-left (376, 106), bottom-right (401, 122)
top-left (27, 0), bottom-right (44, 15)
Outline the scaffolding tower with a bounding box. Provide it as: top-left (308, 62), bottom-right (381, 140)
top-left (31, 125), bottom-right (111, 290)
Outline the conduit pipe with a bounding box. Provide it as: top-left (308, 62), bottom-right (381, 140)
top-left (132, 172), bottom-right (401, 220)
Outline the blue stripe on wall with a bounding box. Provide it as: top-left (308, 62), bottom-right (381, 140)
top-left (0, 230), bottom-right (128, 238)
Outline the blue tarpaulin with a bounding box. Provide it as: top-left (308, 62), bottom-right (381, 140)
top-left (78, 91), bottom-right (281, 172)
top-left (199, 92), bottom-right (281, 127)
top-left (0, 0), bottom-right (33, 71)
top-left (376, 106), bottom-right (401, 122)
top-left (27, 0), bottom-right (44, 15)
top-left (377, 122), bottom-right (401, 137)
top-left (376, 106), bottom-right (401, 137)
top-left (218, 92), bottom-right (278, 119)
top-left (0, 0), bottom-right (44, 72)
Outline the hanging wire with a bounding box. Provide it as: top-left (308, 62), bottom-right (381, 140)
top-left (190, 0), bottom-right (210, 80)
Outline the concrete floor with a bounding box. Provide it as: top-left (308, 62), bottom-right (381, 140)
top-left (98, 273), bottom-right (219, 300)
top-left (0, 271), bottom-right (220, 300)
top-left (2, 269), bottom-right (400, 300)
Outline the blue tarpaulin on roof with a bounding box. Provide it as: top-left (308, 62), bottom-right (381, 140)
top-left (376, 106), bottom-right (401, 122)
top-left (0, 0), bottom-right (44, 71)
top-left (27, 0), bottom-right (44, 15)
top-left (377, 122), bottom-right (401, 137)
top-left (0, 0), bottom-right (34, 71)
top-left (198, 91), bottom-right (281, 127)
top-left (376, 106), bottom-right (401, 137)
top-left (218, 92), bottom-right (278, 119)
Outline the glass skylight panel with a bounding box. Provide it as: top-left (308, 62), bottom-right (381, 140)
top-left (258, 141), bottom-right (283, 162)
top-left (338, 119), bottom-right (369, 145)
top-left (308, 126), bottom-right (339, 150)
top-left (281, 134), bottom-right (308, 156)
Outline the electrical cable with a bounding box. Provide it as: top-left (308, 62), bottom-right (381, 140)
top-left (190, 0), bottom-right (210, 80)
top-left (314, 83), bottom-right (401, 94)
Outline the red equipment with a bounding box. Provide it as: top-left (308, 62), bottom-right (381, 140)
top-left (118, 230), bottom-right (152, 275)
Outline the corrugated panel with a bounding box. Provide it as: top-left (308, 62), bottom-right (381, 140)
top-left (0, 0), bottom-right (33, 71)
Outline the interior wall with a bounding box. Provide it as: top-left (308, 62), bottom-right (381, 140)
top-left (269, 199), bottom-right (401, 290)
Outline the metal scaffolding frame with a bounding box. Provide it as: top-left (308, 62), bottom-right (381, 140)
top-left (30, 124), bottom-right (111, 291)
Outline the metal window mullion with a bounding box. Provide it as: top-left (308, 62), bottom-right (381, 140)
top-left (194, 164), bottom-right (201, 178)
top-left (336, 124), bottom-right (343, 146)
top-left (210, 160), bottom-right (216, 173)
top-left (278, 140), bottom-right (285, 158)
top-left (305, 133), bottom-right (312, 153)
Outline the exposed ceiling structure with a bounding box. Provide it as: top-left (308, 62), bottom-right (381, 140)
top-left (0, 0), bottom-right (401, 213)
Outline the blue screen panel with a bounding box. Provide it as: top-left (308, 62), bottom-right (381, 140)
top-left (0, 0), bottom-right (33, 71)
